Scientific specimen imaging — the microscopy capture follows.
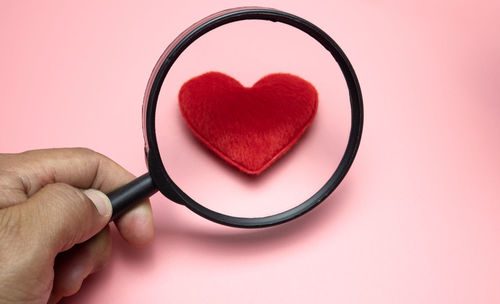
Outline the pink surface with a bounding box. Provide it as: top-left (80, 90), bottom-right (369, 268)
top-left (1, 1), bottom-right (499, 303)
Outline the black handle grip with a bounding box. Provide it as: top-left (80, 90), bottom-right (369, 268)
top-left (108, 173), bottom-right (158, 221)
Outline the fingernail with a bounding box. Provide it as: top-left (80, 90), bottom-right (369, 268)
top-left (83, 189), bottom-right (112, 218)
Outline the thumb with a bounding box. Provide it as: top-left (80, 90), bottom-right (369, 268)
top-left (21, 183), bottom-right (112, 255)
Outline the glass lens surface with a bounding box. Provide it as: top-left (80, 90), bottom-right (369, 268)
top-left (154, 19), bottom-right (350, 218)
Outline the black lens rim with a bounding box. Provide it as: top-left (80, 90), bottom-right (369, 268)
top-left (143, 7), bottom-right (364, 228)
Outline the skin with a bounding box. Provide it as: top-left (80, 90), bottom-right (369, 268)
top-left (0, 148), bottom-right (154, 303)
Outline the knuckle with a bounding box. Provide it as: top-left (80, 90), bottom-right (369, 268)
top-left (71, 147), bottom-right (110, 168)
top-left (73, 147), bottom-right (96, 156)
top-left (63, 147), bottom-right (105, 166)
top-left (71, 147), bottom-right (105, 162)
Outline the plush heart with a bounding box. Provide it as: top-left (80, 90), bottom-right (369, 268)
top-left (178, 72), bottom-right (318, 175)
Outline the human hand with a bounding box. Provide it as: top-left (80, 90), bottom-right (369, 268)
top-left (0, 148), bottom-right (154, 304)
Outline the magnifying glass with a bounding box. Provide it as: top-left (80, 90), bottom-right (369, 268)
top-left (107, 7), bottom-right (363, 228)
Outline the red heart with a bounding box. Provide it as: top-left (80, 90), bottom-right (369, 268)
top-left (178, 72), bottom-right (318, 175)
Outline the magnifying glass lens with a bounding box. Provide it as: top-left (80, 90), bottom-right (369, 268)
top-left (154, 19), bottom-right (351, 218)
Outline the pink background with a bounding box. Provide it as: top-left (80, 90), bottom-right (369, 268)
top-left (1, 0), bottom-right (499, 303)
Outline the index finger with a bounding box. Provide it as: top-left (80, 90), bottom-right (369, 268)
top-left (6, 148), bottom-right (135, 195)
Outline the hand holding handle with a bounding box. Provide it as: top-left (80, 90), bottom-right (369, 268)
top-left (108, 173), bottom-right (158, 221)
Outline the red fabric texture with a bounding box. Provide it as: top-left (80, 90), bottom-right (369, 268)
top-left (178, 71), bottom-right (318, 175)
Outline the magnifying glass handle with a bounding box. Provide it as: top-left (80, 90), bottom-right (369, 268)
top-left (108, 173), bottom-right (158, 221)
